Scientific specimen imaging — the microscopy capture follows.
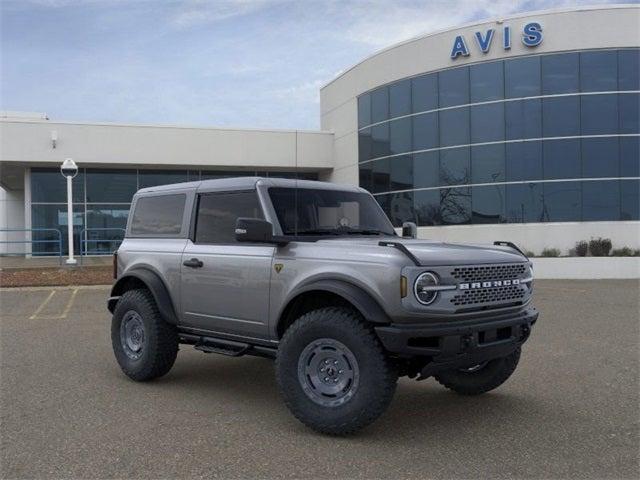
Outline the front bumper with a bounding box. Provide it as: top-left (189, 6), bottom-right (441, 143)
top-left (375, 307), bottom-right (538, 377)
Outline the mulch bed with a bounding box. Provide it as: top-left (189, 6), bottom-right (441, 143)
top-left (0, 266), bottom-right (113, 288)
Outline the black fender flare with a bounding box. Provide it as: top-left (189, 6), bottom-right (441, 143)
top-left (108, 269), bottom-right (179, 325)
top-left (281, 279), bottom-right (390, 326)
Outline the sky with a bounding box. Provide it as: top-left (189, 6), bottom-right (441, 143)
top-left (0, 0), bottom-right (632, 130)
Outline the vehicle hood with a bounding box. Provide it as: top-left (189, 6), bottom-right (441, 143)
top-left (315, 237), bottom-right (527, 266)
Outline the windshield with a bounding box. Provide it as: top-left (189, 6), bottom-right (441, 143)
top-left (268, 187), bottom-right (396, 236)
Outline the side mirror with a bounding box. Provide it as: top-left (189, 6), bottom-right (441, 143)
top-left (402, 222), bottom-right (417, 239)
top-left (235, 218), bottom-right (274, 243)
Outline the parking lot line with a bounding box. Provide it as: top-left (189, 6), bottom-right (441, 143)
top-left (29, 288), bottom-right (79, 320)
top-left (28, 290), bottom-right (56, 320)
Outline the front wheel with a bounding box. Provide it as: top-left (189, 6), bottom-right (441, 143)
top-left (434, 348), bottom-right (521, 395)
top-left (276, 307), bottom-right (397, 435)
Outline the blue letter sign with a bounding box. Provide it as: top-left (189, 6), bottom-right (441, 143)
top-left (450, 35), bottom-right (470, 59)
top-left (522, 22), bottom-right (543, 47)
top-left (475, 29), bottom-right (495, 53)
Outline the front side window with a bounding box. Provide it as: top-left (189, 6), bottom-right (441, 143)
top-left (268, 188), bottom-right (396, 236)
top-left (130, 194), bottom-right (185, 236)
top-left (195, 191), bottom-right (263, 244)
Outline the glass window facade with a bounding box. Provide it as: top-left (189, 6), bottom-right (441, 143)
top-left (30, 167), bottom-right (318, 254)
top-left (357, 49), bottom-right (640, 227)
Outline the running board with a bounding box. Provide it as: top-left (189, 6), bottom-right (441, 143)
top-left (180, 333), bottom-right (277, 359)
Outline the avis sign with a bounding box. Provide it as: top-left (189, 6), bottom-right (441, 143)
top-left (450, 22), bottom-right (543, 59)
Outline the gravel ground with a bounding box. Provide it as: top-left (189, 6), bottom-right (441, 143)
top-left (1, 280), bottom-right (638, 479)
top-left (0, 266), bottom-right (112, 287)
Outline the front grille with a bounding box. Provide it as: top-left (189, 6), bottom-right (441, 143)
top-left (451, 285), bottom-right (526, 307)
top-left (451, 263), bottom-right (527, 283)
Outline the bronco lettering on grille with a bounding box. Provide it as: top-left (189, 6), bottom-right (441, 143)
top-left (459, 279), bottom-right (521, 290)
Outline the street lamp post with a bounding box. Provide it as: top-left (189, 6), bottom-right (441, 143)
top-left (60, 158), bottom-right (78, 265)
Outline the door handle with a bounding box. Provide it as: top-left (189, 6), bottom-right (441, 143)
top-left (183, 258), bottom-right (203, 268)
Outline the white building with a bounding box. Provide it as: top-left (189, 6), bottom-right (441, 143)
top-left (1, 5), bottom-right (638, 257)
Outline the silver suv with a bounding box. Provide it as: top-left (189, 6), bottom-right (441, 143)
top-left (108, 177), bottom-right (538, 434)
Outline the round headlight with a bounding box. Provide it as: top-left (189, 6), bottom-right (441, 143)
top-left (414, 272), bottom-right (439, 305)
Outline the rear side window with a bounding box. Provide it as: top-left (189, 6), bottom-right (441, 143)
top-left (130, 194), bottom-right (186, 236)
top-left (195, 191), bottom-right (263, 244)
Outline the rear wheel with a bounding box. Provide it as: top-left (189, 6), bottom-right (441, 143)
top-left (111, 289), bottom-right (179, 381)
top-left (276, 307), bottom-right (397, 435)
top-left (434, 348), bottom-right (521, 395)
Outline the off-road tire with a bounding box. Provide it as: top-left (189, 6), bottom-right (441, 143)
top-left (434, 347), bottom-right (521, 395)
top-left (276, 307), bottom-right (397, 435)
top-left (111, 288), bottom-right (179, 381)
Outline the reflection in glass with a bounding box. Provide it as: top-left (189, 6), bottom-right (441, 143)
top-left (31, 168), bottom-right (85, 203)
top-left (618, 49), bottom-right (640, 91)
top-left (414, 189), bottom-right (441, 226)
top-left (506, 183), bottom-right (543, 223)
top-left (372, 158), bottom-right (390, 194)
top-left (582, 137), bottom-right (619, 178)
top-left (85, 205), bottom-right (129, 254)
top-left (583, 180), bottom-right (620, 221)
top-left (86, 169), bottom-right (137, 203)
top-left (619, 93), bottom-right (639, 134)
top-left (412, 112), bottom-right (438, 151)
top-left (440, 187), bottom-right (471, 225)
top-left (371, 123), bottom-right (390, 158)
top-left (542, 182), bottom-right (581, 222)
top-left (471, 144), bottom-right (505, 184)
top-left (359, 162), bottom-right (373, 192)
top-left (388, 191), bottom-right (415, 226)
top-left (505, 99), bottom-right (542, 140)
top-left (358, 94), bottom-right (371, 128)
top-left (390, 79), bottom-right (411, 118)
top-left (620, 137), bottom-right (640, 177)
top-left (471, 103), bottom-right (505, 143)
top-left (542, 96), bottom-right (580, 137)
top-left (581, 94), bottom-right (618, 135)
top-left (389, 117), bottom-right (412, 155)
top-left (472, 185), bottom-right (505, 224)
top-left (440, 148), bottom-right (470, 186)
top-left (390, 155), bottom-right (413, 191)
top-left (413, 152), bottom-right (440, 189)
top-left (506, 142), bottom-right (543, 182)
top-left (31, 204), bottom-right (84, 255)
top-left (621, 180), bottom-right (640, 220)
top-left (542, 52), bottom-right (579, 94)
top-left (505, 56), bottom-right (541, 98)
top-left (371, 87), bottom-right (389, 123)
top-left (439, 108), bottom-right (469, 147)
top-left (359, 128), bottom-right (372, 162)
top-left (439, 67), bottom-right (469, 108)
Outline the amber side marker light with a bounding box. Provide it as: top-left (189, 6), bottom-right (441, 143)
top-left (400, 276), bottom-right (408, 298)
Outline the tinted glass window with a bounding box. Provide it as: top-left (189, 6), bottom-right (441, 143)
top-left (440, 187), bottom-right (471, 225)
top-left (31, 168), bottom-right (85, 203)
top-left (621, 179), bottom-right (640, 220)
top-left (389, 79), bottom-right (411, 118)
top-left (269, 188), bottom-right (395, 235)
top-left (439, 108), bottom-right (469, 147)
top-left (543, 182), bottom-right (581, 222)
top-left (581, 94), bottom-right (618, 135)
top-left (542, 53), bottom-right (579, 94)
top-left (470, 103), bottom-right (504, 143)
top-left (620, 137), bottom-right (640, 177)
top-left (472, 185), bottom-right (505, 224)
top-left (358, 94), bottom-right (371, 128)
top-left (371, 123), bottom-right (390, 158)
top-left (87, 169), bottom-right (137, 203)
top-left (440, 147), bottom-right (470, 186)
top-left (506, 183), bottom-right (543, 223)
top-left (412, 112), bottom-right (438, 151)
top-left (195, 191), bottom-right (262, 243)
top-left (506, 142), bottom-right (543, 182)
top-left (388, 191), bottom-right (415, 226)
top-left (580, 51), bottom-right (618, 92)
top-left (470, 61), bottom-right (504, 102)
top-left (412, 73), bottom-right (438, 113)
top-left (138, 170), bottom-right (188, 189)
top-left (471, 144), bottom-right (505, 184)
top-left (439, 67), bottom-right (469, 107)
top-left (583, 181), bottom-right (620, 221)
top-left (619, 93), bottom-right (639, 134)
top-left (414, 189), bottom-right (441, 226)
top-left (359, 162), bottom-right (373, 192)
top-left (359, 128), bottom-right (372, 162)
top-left (389, 117), bottom-right (412, 155)
top-left (85, 205), bottom-right (128, 254)
top-left (372, 158), bottom-right (390, 194)
top-left (370, 87), bottom-right (389, 123)
top-left (505, 99), bottom-right (542, 140)
top-left (582, 137), bottom-right (619, 178)
top-left (390, 155), bottom-right (413, 191)
top-left (543, 97), bottom-right (580, 137)
top-left (200, 171), bottom-right (253, 179)
top-left (618, 49), bottom-right (640, 91)
top-left (31, 204), bottom-right (84, 255)
top-left (130, 194), bottom-right (185, 236)
top-left (543, 139), bottom-right (581, 179)
top-left (413, 151), bottom-right (440, 189)
top-left (505, 56), bottom-right (541, 98)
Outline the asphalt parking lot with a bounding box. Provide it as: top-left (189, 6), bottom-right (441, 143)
top-left (1, 280), bottom-right (638, 479)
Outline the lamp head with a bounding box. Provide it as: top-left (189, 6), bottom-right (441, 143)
top-left (60, 158), bottom-right (78, 178)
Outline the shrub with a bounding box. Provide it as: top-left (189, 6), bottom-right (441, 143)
top-left (589, 237), bottom-right (612, 257)
top-left (611, 247), bottom-right (636, 257)
top-left (540, 248), bottom-right (561, 257)
top-left (574, 241), bottom-right (588, 257)
top-left (524, 250), bottom-right (535, 258)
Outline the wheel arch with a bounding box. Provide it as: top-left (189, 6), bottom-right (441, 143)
top-left (109, 268), bottom-right (179, 325)
top-left (276, 279), bottom-right (390, 338)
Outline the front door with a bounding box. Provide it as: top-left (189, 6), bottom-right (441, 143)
top-left (180, 190), bottom-right (274, 340)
